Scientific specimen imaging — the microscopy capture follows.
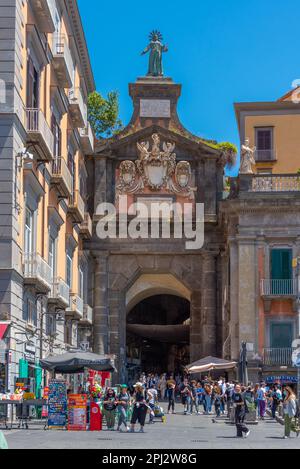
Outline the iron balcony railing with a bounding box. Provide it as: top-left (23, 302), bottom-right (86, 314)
top-left (82, 305), bottom-right (93, 324)
top-left (52, 34), bottom-right (73, 88)
top-left (80, 213), bottom-right (93, 238)
top-left (51, 157), bottom-right (73, 196)
top-left (263, 348), bottom-right (293, 367)
top-left (68, 87), bottom-right (87, 127)
top-left (68, 294), bottom-right (84, 318)
top-left (261, 279), bottom-right (297, 297)
top-left (50, 277), bottom-right (70, 308)
top-left (69, 190), bottom-right (85, 223)
top-left (79, 122), bottom-right (94, 152)
top-left (255, 149), bottom-right (277, 162)
top-left (23, 253), bottom-right (52, 291)
top-left (25, 108), bottom-right (54, 159)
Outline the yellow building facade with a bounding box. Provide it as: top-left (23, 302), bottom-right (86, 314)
top-left (0, 0), bottom-right (95, 393)
top-left (235, 91), bottom-right (300, 174)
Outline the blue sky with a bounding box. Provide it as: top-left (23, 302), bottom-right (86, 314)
top-left (78, 0), bottom-right (300, 175)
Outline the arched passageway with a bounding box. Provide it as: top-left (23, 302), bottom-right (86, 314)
top-left (126, 294), bottom-right (191, 379)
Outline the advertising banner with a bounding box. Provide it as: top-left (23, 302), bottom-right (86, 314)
top-left (48, 380), bottom-right (67, 430)
top-left (67, 394), bottom-right (88, 431)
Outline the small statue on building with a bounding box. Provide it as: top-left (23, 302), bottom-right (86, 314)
top-left (240, 138), bottom-right (256, 174)
top-left (141, 30), bottom-right (168, 77)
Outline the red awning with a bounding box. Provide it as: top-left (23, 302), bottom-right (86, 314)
top-left (0, 324), bottom-right (9, 341)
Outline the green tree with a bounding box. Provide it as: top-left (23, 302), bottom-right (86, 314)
top-left (88, 91), bottom-right (123, 139)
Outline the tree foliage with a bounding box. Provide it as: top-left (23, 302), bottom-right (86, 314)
top-left (88, 91), bottom-right (123, 139)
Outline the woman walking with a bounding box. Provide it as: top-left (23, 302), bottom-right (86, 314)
top-left (129, 383), bottom-right (148, 433)
top-left (283, 387), bottom-right (298, 439)
top-left (103, 388), bottom-right (117, 431)
top-left (116, 385), bottom-right (130, 433)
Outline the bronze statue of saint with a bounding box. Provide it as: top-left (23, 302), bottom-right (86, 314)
top-left (141, 30), bottom-right (168, 77)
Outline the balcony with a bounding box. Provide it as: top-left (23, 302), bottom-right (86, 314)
top-left (29, 0), bottom-right (56, 33)
top-left (50, 157), bottom-right (73, 198)
top-left (25, 108), bottom-right (54, 162)
top-left (66, 293), bottom-right (84, 320)
top-left (81, 305), bottom-right (93, 325)
top-left (79, 213), bottom-right (93, 239)
top-left (68, 88), bottom-right (87, 128)
top-left (52, 34), bottom-right (73, 89)
top-left (261, 279), bottom-right (297, 298)
top-left (255, 149), bottom-right (277, 162)
top-left (23, 253), bottom-right (52, 293)
top-left (68, 190), bottom-right (85, 224)
top-left (79, 123), bottom-right (94, 153)
top-left (263, 348), bottom-right (293, 367)
top-left (238, 174), bottom-right (300, 194)
top-left (48, 277), bottom-right (70, 309)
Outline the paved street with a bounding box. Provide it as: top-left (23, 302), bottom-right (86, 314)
top-left (2, 407), bottom-right (300, 449)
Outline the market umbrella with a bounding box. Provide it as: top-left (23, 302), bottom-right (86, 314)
top-left (187, 356), bottom-right (237, 374)
top-left (40, 351), bottom-right (116, 374)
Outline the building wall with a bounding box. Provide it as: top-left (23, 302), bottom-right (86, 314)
top-left (244, 113), bottom-right (300, 174)
top-left (0, 0), bottom-right (94, 392)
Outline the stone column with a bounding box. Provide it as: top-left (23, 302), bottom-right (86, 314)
top-left (108, 287), bottom-right (126, 384)
top-left (190, 290), bottom-right (202, 363)
top-left (94, 157), bottom-right (107, 207)
top-left (201, 253), bottom-right (218, 357)
top-left (93, 254), bottom-right (109, 355)
top-left (229, 240), bottom-right (239, 360)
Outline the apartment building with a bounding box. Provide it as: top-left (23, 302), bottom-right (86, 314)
top-left (0, 0), bottom-right (95, 394)
top-left (222, 88), bottom-right (300, 384)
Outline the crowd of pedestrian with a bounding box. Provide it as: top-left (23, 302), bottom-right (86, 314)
top-left (118, 372), bottom-right (300, 439)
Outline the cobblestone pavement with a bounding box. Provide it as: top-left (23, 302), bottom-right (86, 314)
top-left (2, 408), bottom-right (300, 449)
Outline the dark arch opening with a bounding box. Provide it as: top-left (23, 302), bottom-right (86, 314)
top-left (126, 294), bottom-right (190, 381)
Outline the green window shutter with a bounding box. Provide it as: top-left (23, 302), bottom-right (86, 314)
top-left (19, 359), bottom-right (29, 379)
top-left (271, 249), bottom-right (292, 279)
top-left (270, 323), bottom-right (293, 348)
top-left (281, 250), bottom-right (292, 280)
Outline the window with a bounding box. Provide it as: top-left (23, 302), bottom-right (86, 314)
top-left (51, 114), bottom-right (62, 159)
top-left (270, 323), bottom-right (293, 349)
top-left (48, 236), bottom-right (57, 281)
top-left (255, 128), bottom-right (274, 161)
top-left (24, 208), bottom-right (34, 254)
top-left (66, 253), bottom-right (73, 290)
top-left (271, 249), bottom-right (292, 280)
top-left (270, 249), bottom-right (293, 295)
top-left (26, 299), bottom-right (36, 326)
top-left (46, 315), bottom-right (56, 337)
top-left (26, 57), bottom-right (40, 108)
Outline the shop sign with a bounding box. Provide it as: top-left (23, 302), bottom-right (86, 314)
top-left (265, 376), bottom-right (298, 384)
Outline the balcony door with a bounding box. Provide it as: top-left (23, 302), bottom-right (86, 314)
top-left (270, 249), bottom-right (293, 294)
top-left (24, 207), bottom-right (34, 255)
top-left (48, 235), bottom-right (57, 282)
top-left (270, 323), bottom-right (293, 349)
top-left (26, 56), bottom-right (40, 109)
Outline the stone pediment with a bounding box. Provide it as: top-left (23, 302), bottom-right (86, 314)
top-left (95, 124), bottom-right (222, 163)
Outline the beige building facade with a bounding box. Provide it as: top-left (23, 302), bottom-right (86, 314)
top-left (0, 0), bottom-right (95, 393)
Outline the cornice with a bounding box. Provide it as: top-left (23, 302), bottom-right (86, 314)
top-left (65, 0), bottom-right (96, 94)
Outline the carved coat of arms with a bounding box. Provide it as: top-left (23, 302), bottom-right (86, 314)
top-left (117, 134), bottom-right (195, 199)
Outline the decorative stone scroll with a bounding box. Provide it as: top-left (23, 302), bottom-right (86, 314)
top-left (116, 134), bottom-right (196, 200)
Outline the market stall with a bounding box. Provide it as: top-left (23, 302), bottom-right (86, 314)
top-left (40, 351), bottom-right (116, 432)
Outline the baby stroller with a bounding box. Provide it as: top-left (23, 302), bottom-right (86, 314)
top-left (153, 404), bottom-right (166, 423)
